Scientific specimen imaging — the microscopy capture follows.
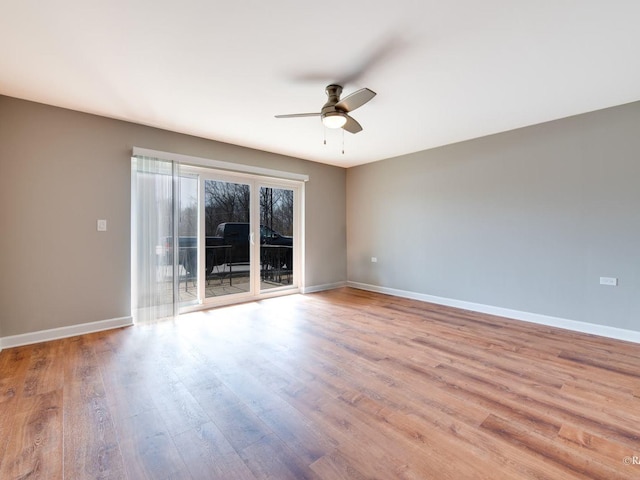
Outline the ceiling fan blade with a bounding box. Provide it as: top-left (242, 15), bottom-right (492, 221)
top-left (335, 88), bottom-right (376, 113)
top-left (342, 114), bottom-right (363, 134)
top-left (288, 34), bottom-right (407, 85)
top-left (275, 113), bottom-right (320, 119)
top-left (339, 36), bottom-right (405, 85)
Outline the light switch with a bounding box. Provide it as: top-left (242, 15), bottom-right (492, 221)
top-left (97, 219), bottom-right (107, 231)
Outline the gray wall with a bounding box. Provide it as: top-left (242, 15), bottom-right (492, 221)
top-left (0, 96), bottom-right (347, 337)
top-left (347, 101), bottom-right (640, 331)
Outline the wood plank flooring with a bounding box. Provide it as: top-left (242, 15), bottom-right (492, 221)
top-left (1, 287), bottom-right (640, 479)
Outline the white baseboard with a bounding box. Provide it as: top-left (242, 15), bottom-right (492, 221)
top-left (0, 316), bottom-right (133, 350)
top-left (347, 281), bottom-right (640, 345)
top-left (302, 281), bottom-right (347, 294)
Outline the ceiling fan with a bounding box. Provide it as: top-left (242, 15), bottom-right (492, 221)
top-left (275, 84), bottom-right (376, 134)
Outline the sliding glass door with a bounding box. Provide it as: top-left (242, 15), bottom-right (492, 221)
top-left (131, 150), bottom-right (304, 321)
top-left (203, 177), bottom-right (252, 300)
top-left (259, 185), bottom-right (295, 292)
top-left (133, 153), bottom-right (304, 321)
top-left (180, 168), bottom-right (301, 310)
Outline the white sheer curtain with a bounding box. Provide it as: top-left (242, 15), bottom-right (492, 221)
top-left (131, 155), bottom-right (179, 322)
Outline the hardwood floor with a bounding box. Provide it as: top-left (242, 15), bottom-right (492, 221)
top-left (1, 287), bottom-right (640, 479)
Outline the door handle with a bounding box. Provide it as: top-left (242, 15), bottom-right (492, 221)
top-left (249, 232), bottom-right (255, 246)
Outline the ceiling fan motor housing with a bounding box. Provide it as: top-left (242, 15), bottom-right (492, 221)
top-left (321, 84), bottom-right (345, 122)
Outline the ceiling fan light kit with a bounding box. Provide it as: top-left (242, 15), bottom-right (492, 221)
top-left (322, 111), bottom-right (347, 128)
top-left (276, 84), bottom-right (376, 134)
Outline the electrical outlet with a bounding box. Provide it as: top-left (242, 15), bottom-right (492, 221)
top-left (599, 277), bottom-right (618, 286)
top-left (371, 257), bottom-right (378, 263)
top-left (97, 219), bottom-right (107, 232)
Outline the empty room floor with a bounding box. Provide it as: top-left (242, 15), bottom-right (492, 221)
top-left (1, 287), bottom-right (639, 479)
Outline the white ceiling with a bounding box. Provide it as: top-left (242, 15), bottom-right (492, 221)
top-left (2, 1), bottom-right (640, 168)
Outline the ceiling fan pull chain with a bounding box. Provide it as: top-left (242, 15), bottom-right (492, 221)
top-left (342, 129), bottom-right (345, 155)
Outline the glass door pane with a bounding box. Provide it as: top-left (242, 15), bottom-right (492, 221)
top-left (204, 179), bottom-right (252, 299)
top-left (178, 175), bottom-right (199, 306)
top-left (259, 186), bottom-right (295, 291)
